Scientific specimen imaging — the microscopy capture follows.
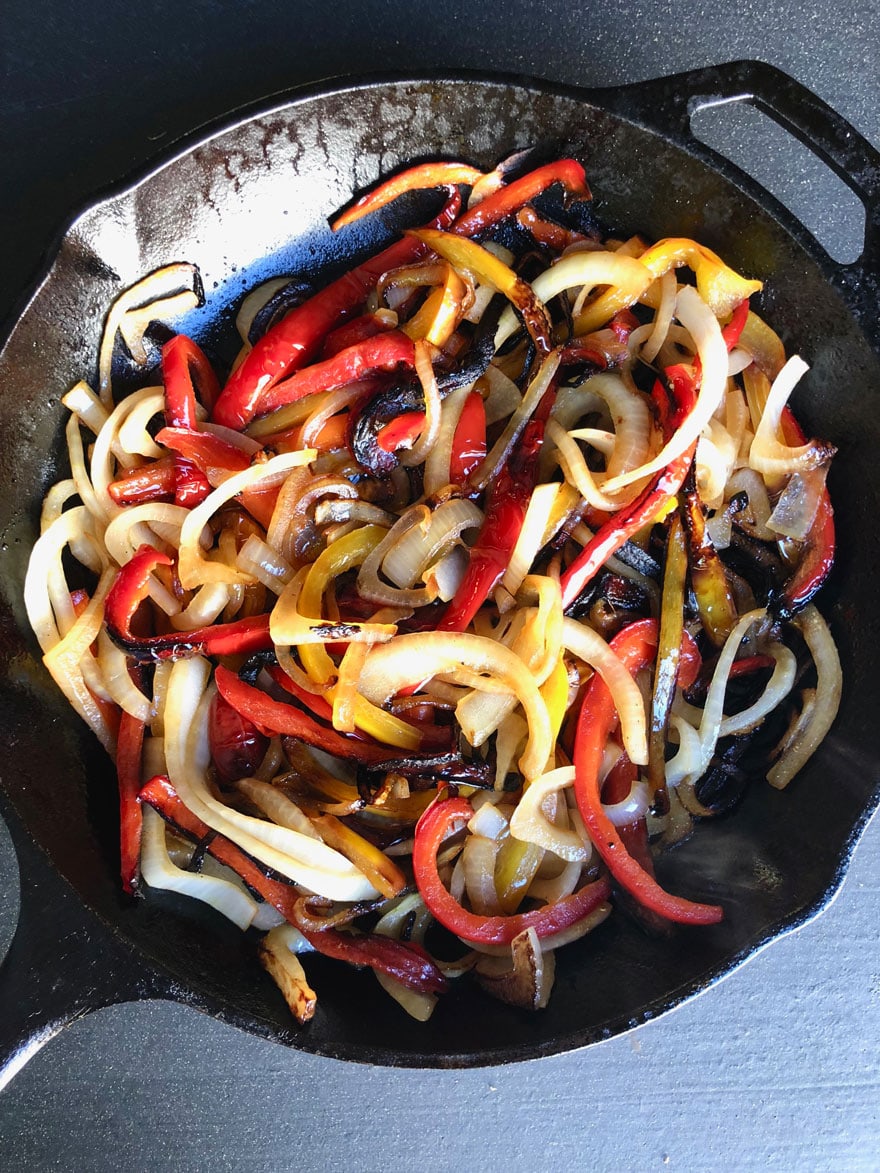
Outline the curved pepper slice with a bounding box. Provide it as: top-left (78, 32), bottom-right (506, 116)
top-left (413, 795), bottom-right (612, 945)
top-left (331, 162), bottom-right (483, 230)
top-left (105, 544), bottom-right (273, 663)
top-left (117, 708), bottom-right (145, 893)
top-left (162, 335), bottom-right (219, 507)
top-left (450, 158), bottom-right (591, 237)
top-left (139, 775), bottom-right (446, 994)
top-left (212, 190), bottom-right (461, 431)
top-left (573, 618), bottom-right (724, 926)
top-left (214, 665), bottom-right (403, 766)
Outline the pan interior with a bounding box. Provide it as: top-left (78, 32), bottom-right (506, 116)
top-left (1, 77), bottom-right (878, 1065)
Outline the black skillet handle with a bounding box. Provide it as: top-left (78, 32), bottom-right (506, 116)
top-left (0, 802), bottom-right (169, 1091)
top-left (592, 59), bottom-right (880, 331)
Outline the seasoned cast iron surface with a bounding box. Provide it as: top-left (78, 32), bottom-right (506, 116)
top-left (1, 76), bottom-right (878, 1065)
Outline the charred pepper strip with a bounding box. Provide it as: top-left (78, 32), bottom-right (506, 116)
top-left (647, 512), bottom-right (688, 811)
top-left (213, 191), bottom-right (461, 430)
top-left (331, 162), bottom-right (483, 230)
top-left (682, 466), bottom-right (738, 648)
top-left (155, 427), bottom-right (252, 478)
top-left (256, 331), bottom-right (416, 419)
top-left (105, 545), bottom-right (273, 663)
top-left (450, 158), bottom-right (591, 237)
top-left (139, 775), bottom-right (446, 994)
top-left (117, 708), bottom-right (145, 893)
top-left (573, 619), bottom-right (724, 925)
top-left (162, 335), bottom-right (219, 507)
top-left (438, 407), bottom-right (550, 632)
top-left (413, 795), bottom-right (612, 944)
top-left (408, 228), bottom-right (553, 355)
top-left (214, 665), bottom-right (403, 766)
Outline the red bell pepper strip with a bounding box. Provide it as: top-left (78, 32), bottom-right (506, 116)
top-left (560, 445), bottom-right (697, 611)
top-left (721, 298), bottom-right (750, 350)
top-left (729, 653), bottom-right (776, 677)
top-left (451, 159), bottom-right (591, 237)
top-left (214, 665), bottom-right (403, 765)
top-left (267, 663), bottom-right (338, 724)
top-left (156, 426), bottom-right (252, 480)
top-left (256, 331), bottom-right (416, 420)
top-left (774, 406), bottom-right (835, 620)
top-left (321, 311), bottom-right (394, 358)
top-left (212, 190), bottom-right (461, 431)
top-left (117, 708), bottom-right (145, 893)
top-left (439, 395), bottom-right (554, 631)
top-left (376, 410), bottom-right (427, 454)
top-left (139, 774), bottom-right (447, 994)
top-left (108, 456), bottom-right (177, 506)
top-left (560, 370), bottom-right (699, 611)
top-left (209, 691), bottom-right (270, 784)
top-left (449, 390), bottom-right (486, 483)
top-left (413, 796), bottom-right (611, 944)
top-left (331, 162), bottom-right (483, 230)
top-left (573, 618), bottom-right (724, 925)
top-left (105, 545), bottom-right (274, 663)
top-left (162, 336), bottom-right (220, 507)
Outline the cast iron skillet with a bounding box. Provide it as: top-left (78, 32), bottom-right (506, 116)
top-left (1, 61), bottom-right (879, 1082)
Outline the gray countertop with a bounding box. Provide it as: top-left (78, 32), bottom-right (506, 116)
top-left (1, 1), bottom-right (879, 1168)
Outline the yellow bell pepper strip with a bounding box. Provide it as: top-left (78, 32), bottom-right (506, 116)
top-left (407, 228), bottom-right (553, 355)
top-left (400, 263), bottom-right (470, 348)
top-left (573, 619), bottom-right (724, 925)
top-left (450, 158), bottom-right (591, 238)
top-left (413, 795), bottom-right (611, 944)
top-left (647, 513), bottom-right (687, 810)
top-left (310, 813), bottom-right (407, 900)
top-left (494, 838), bottom-right (544, 915)
top-left (139, 774), bottom-right (447, 994)
top-left (539, 655), bottom-right (570, 748)
top-left (291, 527), bottom-right (424, 750)
top-left (331, 162), bottom-right (484, 230)
top-left (682, 468), bottom-right (738, 648)
top-left (574, 239), bottom-right (761, 336)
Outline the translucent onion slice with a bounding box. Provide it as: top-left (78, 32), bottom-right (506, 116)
top-left (509, 767), bottom-right (588, 861)
top-left (163, 661), bottom-right (379, 899)
top-left (470, 353), bottom-right (559, 492)
top-left (601, 286), bottom-right (728, 494)
top-left (463, 833), bottom-right (502, 915)
top-left (748, 357), bottom-right (833, 477)
top-left (236, 534), bottom-right (294, 596)
top-left (178, 450), bottom-right (315, 589)
top-left (561, 617), bottom-right (648, 766)
top-left (586, 372), bottom-right (653, 482)
top-left (494, 250), bottom-right (653, 348)
top-left (381, 498), bottom-right (483, 589)
top-left (357, 507), bottom-right (436, 607)
top-left (140, 806), bottom-right (258, 931)
top-left (768, 606), bottom-right (842, 789)
top-left (423, 384), bottom-right (472, 496)
top-left (359, 632), bottom-right (553, 781)
top-left (501, 483), bottom-right (560, 596)
top-left (90, 385), bottom-right (175, 519)
top-left (257, 925), bottom-right (318, 1023)
top-left (103, 502), bottom-right (189, 567)
top-left (719, 642), bottom-right (797, 737)
top-left (546, 419), bottom-right (636, 511)
top-left (62, 381), bottom-right (110, 437)
top-left (96, 628), bottom-right (154, 721)
top-left (98, 263), bottom-right (201, 404)
top-left (640, 270), bottom-right (678, 362)
top-left (116, 389), bottom-right (166, 458)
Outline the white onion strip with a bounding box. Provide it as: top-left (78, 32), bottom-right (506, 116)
top-left (768, 605), bottom-right (842, 789)
top-left (601, 286), bottom-right (728, 494)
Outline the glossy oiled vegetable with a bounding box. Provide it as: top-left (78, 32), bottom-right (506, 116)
top-left (24, 152), bottom-right (840, 1024)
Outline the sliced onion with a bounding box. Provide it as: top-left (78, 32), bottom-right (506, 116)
top-left (141, 806), bottom-right (258, 931)
top-left (748, 357), bottom-right (835, 477)
top-left (766, 466), bottom-right (829, 540)
top-left (357, 506), bottom-right (435, 607)
top-left (768, 606), bottom-right (842, 789)
top-left (360, 631), bottom-right (552, 781)
top-left (481, 363), bottom-right (522, 425)
top-left (640, 270), bottom-right (678, 362)
top-left (423, 384), bottom-right (472, 496)
top-left (474, 927), bottom-right (555, 1010)
top-left (399, 339), bottom-right (443, 467)
top-left (96, 628), bottom-right (154, 721)
top-left (178, 450), bottom-right (315, 590)
top-left (470, 352), bottom-right (559, 492)
top-left (117, 389), bottom-right (166, 458)
top-left (719, 642), bottom-right (797, 737)
top-left (502, 483), bottom-right (560, 596)
top-left (601, 286), bottom-right (728, 494)
top-left (236, 533), bottom-right (294, 595)
top-left (257, 924), bottom-right (318, 1023)
top-left (382, 498), bottom-right (483, 589)
top-left (494, 250), bottom-right (653, 347)
top-left (462, 833), bottom-right (502, 915)
top-left (509, 767), bottom-right (588, 861)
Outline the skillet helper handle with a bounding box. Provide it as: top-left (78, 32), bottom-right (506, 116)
top-left (595, 60), bottom-right (880, 307)
top-left (0, 804), bottom-right (167, 1091)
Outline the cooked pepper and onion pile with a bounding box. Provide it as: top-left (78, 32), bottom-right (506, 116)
top-left (25, 155), bottom-right (842, 1021)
